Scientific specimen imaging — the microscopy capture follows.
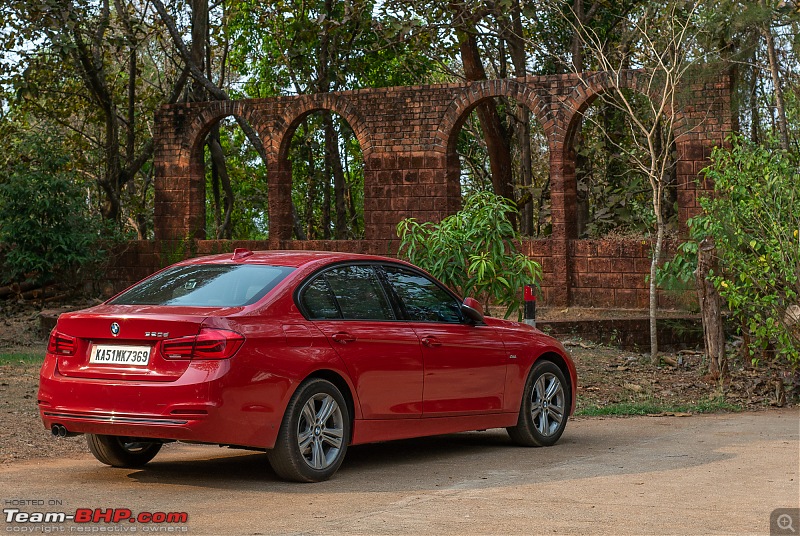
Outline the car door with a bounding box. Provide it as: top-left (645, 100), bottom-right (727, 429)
top-left (380, 265), bottom-right (508, 417)
top-left (297, 264), bottom-right (423, 419)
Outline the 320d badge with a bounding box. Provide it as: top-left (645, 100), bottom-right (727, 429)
top-left (38, 249), bottom-right (577, 482)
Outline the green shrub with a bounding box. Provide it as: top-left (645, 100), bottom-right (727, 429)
top-left (660, 135), bottom-right (799, 366)
top-left (397, 192), bottom-right (541, 319)
top-left (0, 131), bottom-right (105, 288)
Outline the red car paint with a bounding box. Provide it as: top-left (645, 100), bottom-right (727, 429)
top-left (38, 251), bottom-right (577, 450)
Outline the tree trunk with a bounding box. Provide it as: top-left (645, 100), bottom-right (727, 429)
top-left (649, 177), bottom-right (664, 364)
top-left (208, 125), bottom-right (233, 239)
top-left (458, 29), bottom-right (514, 202)
top-left (209, 141), bottom-right (222, 234)
top-left (571, 0), bottom-right (589, 236)
top-left (759, 0), bottom-right (790, 151)
top-left (695, 237), bottom-right (727, 380)
top-left (323, 112), bottom-right (348, 238)
top-left (190, 0), bottom-right (208, 103)
top-left (303, 124), bottom-right (317, 239)
top-left (571, 0), bottom-right (585, 72)
top-left (322, 155), bottom-right (332, 240)
top-left (750, 58), bottom-right (761, 144)
top-left (506, 1), bottom-right (532, 235)
top-left (574, 130), bottom-right (590, 237)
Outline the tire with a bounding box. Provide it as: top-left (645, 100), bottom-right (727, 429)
top-left (507, 360), bottom-right (570, 447)
top-left (86, 434), bottom-right (162, 468)
top-left (268, 378), bottom-right (350, 483)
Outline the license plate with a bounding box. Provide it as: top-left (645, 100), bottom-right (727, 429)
top-left (89, 345), bottom-right (152, 366)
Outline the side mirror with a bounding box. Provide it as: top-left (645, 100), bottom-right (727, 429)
top-left (461, 297), bottom-right (485, 325)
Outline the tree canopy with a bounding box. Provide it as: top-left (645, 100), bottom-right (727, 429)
top-left (0, 0), bottom-right (796, 241)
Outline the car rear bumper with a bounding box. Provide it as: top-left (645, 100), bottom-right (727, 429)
top-left (37, 355), bottom-right (283, 448)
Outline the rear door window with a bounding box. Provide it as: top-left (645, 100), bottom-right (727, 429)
top-left (300, 277), bottom-right (341, 320)
top-left (300, 265), bottom-right (396, 321)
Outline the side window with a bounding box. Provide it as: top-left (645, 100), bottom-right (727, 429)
top-left (323, 265), bottom-right (396, 321)
top-left (301, 277), bottom-right (341, 320)
top-left (383, 266), bottom-right (462, 323)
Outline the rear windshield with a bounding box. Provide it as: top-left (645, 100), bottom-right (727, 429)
top-left (111, 264), bottom-right (294, 307)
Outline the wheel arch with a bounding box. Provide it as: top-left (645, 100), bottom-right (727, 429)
top-left (303, 369), bottom-right (360, 439)
top-left (533, 351), bottom-right (577, 416)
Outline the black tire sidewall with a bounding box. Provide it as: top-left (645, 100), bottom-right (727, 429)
top-left (87, 434), bottom-right (162, 467)
top-left (519, 360), bottom-right (570, 447)
top-left (270, 379), bottom-right (351, 482)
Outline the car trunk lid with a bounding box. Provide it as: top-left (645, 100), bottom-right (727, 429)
top-left (52, 305), bottom-right (239, 382)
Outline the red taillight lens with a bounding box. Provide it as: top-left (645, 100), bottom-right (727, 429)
top-left (47, 330), bottom-right (77, 356)
top-left (161, 329), bottom-right (245, 360)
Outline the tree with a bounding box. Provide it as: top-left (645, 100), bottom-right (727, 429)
top-left (1, 1), bottom-right (188, 229)
top-left (693, 136), bottom-right (799, 367)
top-left (227, 0), bottom-right (427, 240)
top-left (554, 0), bottom-right (707, 361)
top-left (0, 126), bottom-right (107, 288)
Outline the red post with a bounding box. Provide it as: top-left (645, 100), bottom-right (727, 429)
top-left (524, 285), bottom-right (537, 327)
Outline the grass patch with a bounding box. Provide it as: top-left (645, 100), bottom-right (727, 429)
top-left (0, 352), bottom-right (44, 365)
top-left (576, 397), bottom-right (741, 416)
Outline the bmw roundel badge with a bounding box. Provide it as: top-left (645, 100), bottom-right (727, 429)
top-left (110, 322), bottom-right (120, 337)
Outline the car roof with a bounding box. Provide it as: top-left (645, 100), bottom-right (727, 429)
top-left (181, 250), bottom-right (409, 269)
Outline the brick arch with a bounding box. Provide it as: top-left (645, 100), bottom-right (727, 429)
top-left (177, 101), bottom-right (271, 240)
top-left (265, 93), bottom-right (375, 242)
top-left (273, 93), bottom-right (373, 163)
top-left (558, 70), bottom-right (680, 160)
top-left (152, 72), bottom-right (730, 305)
top-left (436, 79), bottom-right (551, 154)
top-left (181, 100), bottom-right (272, 163)
top-left (435, 79), bottom-right (552, 215)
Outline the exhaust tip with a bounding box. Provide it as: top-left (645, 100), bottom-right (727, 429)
top-left (51, 424), bottom-right (69, 437)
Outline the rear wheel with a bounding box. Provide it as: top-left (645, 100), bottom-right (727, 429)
top-left (507, 360), bottom-right (570, 447)
top-left (86, 434), bottom-right (162, 468)
top-left (268, 378), bottom-right (350, 482)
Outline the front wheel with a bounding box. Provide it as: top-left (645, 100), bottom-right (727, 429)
top-left (267, 378), bottom-right (350, 482)
top-left (507, 360), bottom-right (570, 447)
top-left (86, 434), bottom-right (162, 467)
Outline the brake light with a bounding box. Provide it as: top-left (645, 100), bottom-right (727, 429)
top-left (48, 330), bottom-right (77, 356)
top-left (161, 328), bottom-right (245, 360)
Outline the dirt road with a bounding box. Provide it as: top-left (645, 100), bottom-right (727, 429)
top-left (1, 409), bottom-right (798, 535)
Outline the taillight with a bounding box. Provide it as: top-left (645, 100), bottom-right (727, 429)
top-left (48, 330), bottom-right (77, 356)
top-left (161, 328), bottom-right (245, 360)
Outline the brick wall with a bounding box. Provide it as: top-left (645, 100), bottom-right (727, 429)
top-left (113, 71), bottom-right (732, 308)
top-left (107, 236), bottom-right (688, 310)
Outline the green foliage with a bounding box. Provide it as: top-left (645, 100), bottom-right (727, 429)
top-left (158, 234), bottom-right (198, 269)
top-left (396, 192), bottom-right (542, 319)
top-left (576, 396), bottom-right (740, 416)
top-left (289, 114), bottom-right (365, 240)
top-left (0, 352), bottom-right (44, 365)
top-left (660, 135), bottom-right (800, 366)
top-left (457, 100), bottom-right (553, 237)
top-left (0, 129), bottom-right (106, 287)
top-left (204, 120), bottom-right (270, 240)
top-left (696, 136), bottom-right (800, 365)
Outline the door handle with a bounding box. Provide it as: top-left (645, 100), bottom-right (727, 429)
top-left (331, 332), bottom-right (356, 344)
top-left (421, 336), bottom-right (442, 348)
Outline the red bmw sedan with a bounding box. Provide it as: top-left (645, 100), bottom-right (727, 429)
top-left (39, 250), bottom-right (577, 482)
